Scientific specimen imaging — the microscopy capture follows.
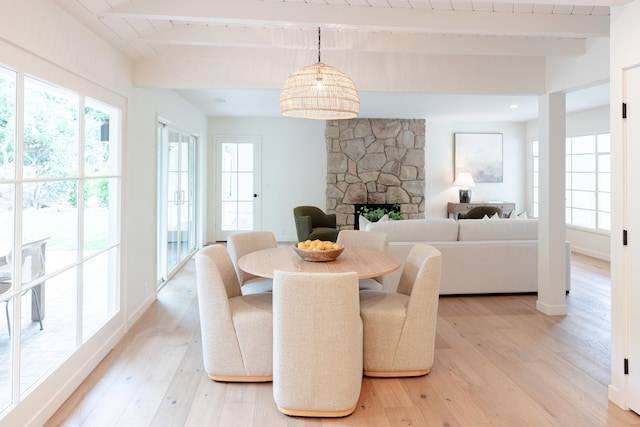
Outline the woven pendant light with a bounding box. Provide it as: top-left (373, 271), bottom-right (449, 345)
top-left (280, 28), bottom-right (359, 120)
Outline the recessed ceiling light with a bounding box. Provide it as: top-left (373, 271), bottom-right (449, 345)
top-left (215, 97), bottom-right (228, 103)
top-left (510, 104), bottom-right (518, 109)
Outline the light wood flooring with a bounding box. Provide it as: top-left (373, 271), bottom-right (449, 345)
top-left (45, 253), bottom-right (640, 426)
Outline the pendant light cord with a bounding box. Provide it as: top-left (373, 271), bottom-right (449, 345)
top-left (318, 27), bottom-right (321, 63)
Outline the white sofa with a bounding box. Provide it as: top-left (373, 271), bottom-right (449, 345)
top-left (366, 218), bottom-right (571, 295)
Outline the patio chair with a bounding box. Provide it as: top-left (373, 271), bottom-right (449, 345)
top-left (0, 241), bottom-right (46, 336)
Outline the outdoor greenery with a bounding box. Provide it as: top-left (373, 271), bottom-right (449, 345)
top-left (0, 77), bottom-right (110, 209)
top-left (0, 72), bottom-right (113, 251)
top-left (358, 203), bottom-right (404, 222)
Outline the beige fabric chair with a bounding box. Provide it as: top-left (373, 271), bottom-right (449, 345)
top-left (336, 229), bottom-right (388, 291)
top-left (359, 244), bottom-right (442, 377)
top-left (227, 231), bottom-right (277, 295)
top-left (195, 245), bottom-right (273, 382)
top-left (273, 270), bottom-right (362, 417)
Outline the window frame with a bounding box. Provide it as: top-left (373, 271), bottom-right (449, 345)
top-left (0, 64), bottom-right (123, 417)
top-left (532, 133), bottom-right (610, 233)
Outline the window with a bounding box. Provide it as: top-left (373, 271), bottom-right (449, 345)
top-left (566, 134), bottom-right (610, 231)
top-left (532, 134), bottom-right (610, 231)
top-left (0, 67), bottom-right (121, 412)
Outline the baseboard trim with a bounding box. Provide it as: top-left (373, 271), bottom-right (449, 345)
top-left (571, 247), bottom-right (610, 262)
top-left (536, 300), bottom-right (568, 316)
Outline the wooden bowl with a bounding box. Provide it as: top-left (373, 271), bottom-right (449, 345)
top-left (292, 244), bottom-right (344, 262)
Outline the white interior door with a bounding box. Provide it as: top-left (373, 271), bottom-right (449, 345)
top-left (625, 65), bottom-right (640, 412)
top-left (215, 135), bottom-right (262, 241)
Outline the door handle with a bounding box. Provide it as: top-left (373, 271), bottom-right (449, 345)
top-left (254, 193), bottom-right (259, 198)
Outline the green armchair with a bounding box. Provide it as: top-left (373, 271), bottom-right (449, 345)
top-left (293, 206), bottom-right (339, 242)
top-left (458, 205), bottom-right (503, 219)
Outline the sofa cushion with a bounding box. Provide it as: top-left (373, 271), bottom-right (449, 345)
top-left (366, 218), bottom-right (458, 242)
top-left (457, 218), bottom-right (538, 241)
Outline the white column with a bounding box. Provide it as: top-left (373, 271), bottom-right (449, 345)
top-left (536, 92), bottom-right (568, 315)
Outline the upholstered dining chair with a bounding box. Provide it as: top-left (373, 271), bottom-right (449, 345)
top-left (336, 229), bottom-right (388, 291)
top-left (227, 231), bottom-right (277, 295)
top-left (272, 270), bottom-right (362, 417)
top-left (458, 205), bottom-right (503, 219)
top-left (359, 244), bottom-right (442, 377)
top-left (0, 241), bottom-right (46, 336)
top-left (293, 206), bottom-right (338, 242)
top-left (195, 244), bottom-right (273, 382)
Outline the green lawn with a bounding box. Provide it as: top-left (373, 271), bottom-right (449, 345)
top-left (1, 207), bottom-right (111, 252)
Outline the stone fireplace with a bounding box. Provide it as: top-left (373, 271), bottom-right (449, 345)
top-left (325, 118), bottom-right (425, 230)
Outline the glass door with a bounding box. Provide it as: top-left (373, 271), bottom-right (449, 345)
top-left (215, 136), bottom-right (262, 241)
top-left (157, 125), bottom-right (197, 286)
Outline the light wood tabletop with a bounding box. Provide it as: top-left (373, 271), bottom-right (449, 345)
top-left (238, 246), bottom-right (401, 279)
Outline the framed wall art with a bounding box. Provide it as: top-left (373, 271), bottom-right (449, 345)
top-left (454, 133), bottom-right (503, 183)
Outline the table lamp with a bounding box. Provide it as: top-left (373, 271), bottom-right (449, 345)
top-left (454, 172), bottom-right (475, 203)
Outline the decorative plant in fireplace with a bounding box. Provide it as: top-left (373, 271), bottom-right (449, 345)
top-left (358, 203), bottom-right (403, 222)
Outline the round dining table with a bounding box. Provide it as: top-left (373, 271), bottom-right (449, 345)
top-left (238, 246), bottom-right (401, 279)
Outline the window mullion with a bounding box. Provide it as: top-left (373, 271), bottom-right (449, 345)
top-left (9, 70), bottom-right (26, 405)
top-left (76, 98), bottom-right (85, 346)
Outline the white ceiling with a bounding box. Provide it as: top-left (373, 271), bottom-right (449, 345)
top-left (54, 0), bottom-right (615, 121)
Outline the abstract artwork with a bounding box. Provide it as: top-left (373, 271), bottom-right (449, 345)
top-left (454, 133), bottom-right (503, 183)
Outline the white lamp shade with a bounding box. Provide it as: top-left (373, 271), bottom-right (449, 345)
top-left (454, 172), bottom-right (476, 188)
top-left (279, 62), bottom-right (359, 120)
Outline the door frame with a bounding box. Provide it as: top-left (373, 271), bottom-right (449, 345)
top-left (624, 65), bottom-right (640, 412)
top-left (157, 122), bottom-right (199, 287)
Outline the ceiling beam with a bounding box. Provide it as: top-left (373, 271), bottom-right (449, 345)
top-left (133, 45), bottom-right (547, 96)
top-left (104, 0), bottom-right (609, 38)
top-left (140, 25), bottom-right (587, 56)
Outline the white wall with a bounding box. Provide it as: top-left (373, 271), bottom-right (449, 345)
top-left (127, 88), bottom-right (207, 320)
top-left (526, 106), bottom-right (610, 260)
top-left (0, 0), bottom-right (132, 95)
top-left (425, 120), bottom-right (528, 219)
top-left (208, 117), bottom-right (326, 242)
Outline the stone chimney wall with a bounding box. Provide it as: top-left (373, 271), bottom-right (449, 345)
top-left (326, 118), bottom-right (425, 230)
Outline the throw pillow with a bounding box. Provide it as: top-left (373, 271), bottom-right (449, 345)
top-left (518, 211), bottom-right (528, 219)
top-left (359, 213), bottom-right (389, 230)
top-left (359, 215), bottom-right (371, 230)
top-left (482, 214), bottom-right (490, 220)
top-left (509, 210), bottom-right (518, 219)
top-left (491, 212), bottom-right (500, 219)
